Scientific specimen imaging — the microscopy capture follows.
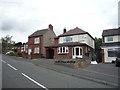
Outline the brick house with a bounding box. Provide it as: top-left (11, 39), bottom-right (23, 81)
top-left (45, 27), bottom-right (95, 59)
top-left (101, 27), bottom-right (120, 63)
top-left (13, 42), bottom-right (22, 52)
top-left (28, 24), bottom-right (56, 59)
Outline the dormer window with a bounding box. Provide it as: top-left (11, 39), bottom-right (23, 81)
top-left (64, 36), bottom-right (72, 42)
top-left (34, 37), bottom-right (40, 44)
top-left (107, 36), bottom-right (113, 42)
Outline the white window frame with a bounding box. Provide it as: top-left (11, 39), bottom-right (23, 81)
top-left (64, 36), bottom-right (72, 42)
top-left (34, 37), bottom-right (40, 44)
top-left (58, 47), bottom-right (69, 54)
top-left (107, 36), bottom-right (113, 42)
top-left (79, 35), bottom-right (84, 41)
top-left (34, 47), bottom-right (40, 54)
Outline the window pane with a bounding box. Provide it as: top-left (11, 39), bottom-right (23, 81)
top-left (60, 47), bottom-right (62, 53)
top-left (34, 38), bottom-right (40, 44)
top-left (80, 48), bottom-right (82, 55)
top-left (73, 48), bottom-right (74, 55)
top-left (63, 47), bottom-right (65, 53)
top-left (108, 48), bottom-right (119, 57)
top-left (65, 36), bottom-right (72, 42)
top-left (34, 47), bottom-right (39, 54)
top-left (107, 37), bottom-right (113, 42)
top-left (79, 35), bottom-right (84, 41)
top-left (66, 47), bottom-right (68, 53)
top-left (76, 48), bottom-right (79, 55)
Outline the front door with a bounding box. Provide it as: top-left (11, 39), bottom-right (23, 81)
top-left (72, 46), bottom-right (83, 59)
top-left (28, 48), bottom-right (32, 55)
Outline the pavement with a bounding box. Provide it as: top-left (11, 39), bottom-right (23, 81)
top-left (2, 55), bottom-right (120, 88)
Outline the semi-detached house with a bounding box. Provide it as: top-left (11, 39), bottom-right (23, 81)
top-left (101, 27), bottom-right (120, 63)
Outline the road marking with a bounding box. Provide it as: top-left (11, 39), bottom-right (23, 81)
top-left (7, 64), bottom-right (18, 71)
top-left (1, 60), bottom-right (6, 63)
top-left (22, 73), bottom-right (49, 90)
top-left (83, 69), bottom-right (120, 78)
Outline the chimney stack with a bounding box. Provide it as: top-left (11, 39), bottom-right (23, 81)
top-left (63, 28), bottom-right (66, 33)
top-left (48, 24), bottom-right (53, 30)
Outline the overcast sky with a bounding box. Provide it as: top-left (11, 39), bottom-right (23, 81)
top-left (1, 0), bottom-right (119, 43)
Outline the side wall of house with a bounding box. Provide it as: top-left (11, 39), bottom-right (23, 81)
top-left (43, 30), bottom-right (56, 57)
top-left (28, 36), bottom-right (42, 58)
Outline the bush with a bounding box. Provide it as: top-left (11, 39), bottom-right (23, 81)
top-left (9, 52), bottom-right (17, 56)
top-left (16, 52), bottom-right (22, 56)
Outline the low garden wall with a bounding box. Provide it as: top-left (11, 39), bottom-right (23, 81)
top-left (55, 57), bottom-right (91, 69)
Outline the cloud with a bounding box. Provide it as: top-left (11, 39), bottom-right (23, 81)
top-left (1, 0), bottom-right (119, 42)
top-left (2, 21), bottom-right (14, 31)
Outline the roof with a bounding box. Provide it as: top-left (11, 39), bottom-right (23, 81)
top-left (45, 42), bottom-right (88, 48)
top-left (28, 29), bottom-right (48, 37)
top-left (58, 27), bottom-right (94, 40)
top-left (58, 27), bottom-right (87, 37)
top-left (101, 42), bottom-right (120, 47)
top-left (102, 27), bottom-right (120, 36)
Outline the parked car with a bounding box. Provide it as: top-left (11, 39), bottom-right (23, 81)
top-left (6, 51), bottom-right (14, 55)
top-left (115, 54), bottom-right (120, 67)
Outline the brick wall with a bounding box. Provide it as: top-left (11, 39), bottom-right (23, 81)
top-left (28, 36), bottom-right (43, 58)
top-left (54, 47), bottom-right (72, 59)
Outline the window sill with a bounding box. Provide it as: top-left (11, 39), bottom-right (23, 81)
top-left (58, 53), bottom-right (69, 55)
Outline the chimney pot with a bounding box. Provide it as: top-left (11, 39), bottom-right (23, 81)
top-left (48, 24), bottom-right (53, 30)
top-left (63, 28), bottom-right (66, 33)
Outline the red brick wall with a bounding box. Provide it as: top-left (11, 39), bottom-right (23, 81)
top-left (28, 36), bottom-right (43, 58)
top-left (101, 49), bottom-right (104, 63)
top-left (54, 47), bottom-right (72, 59)
top-left (54, 38), bottom-right (59, 45)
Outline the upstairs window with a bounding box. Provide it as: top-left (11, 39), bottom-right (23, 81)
top-left (64, 36), bottom-right (72, 42)
top-left (34, 37), bottom-right (40, 44)
top-left (58, 47), bottom-right (69, 54)
top-left (79, 35), bottom-right (84, 41)
top-left (107, 36), bottom-right (113, 42)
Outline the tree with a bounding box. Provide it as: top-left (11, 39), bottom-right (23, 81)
top-left (1, 35), bottom-right (15, 53)
top-left (94, 37), bottom-right (102, 62)
top-left (95, 37), bottom-right (102, 54)
top-left (14, 42), bottom-right (22, 47)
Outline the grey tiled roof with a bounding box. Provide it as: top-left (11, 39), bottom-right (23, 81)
top-left (102, 27), bottom-right (120, 36)
top-left (28, 29), bottom-right (48, 37)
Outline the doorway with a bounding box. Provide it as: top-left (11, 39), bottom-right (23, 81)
top-left (72, 46), bottom-right (83, 59)
top-left (46, 49), bottom-right (54, 59)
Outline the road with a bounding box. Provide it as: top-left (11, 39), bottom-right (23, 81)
top-left (2, 55), bottom-right (113, 88)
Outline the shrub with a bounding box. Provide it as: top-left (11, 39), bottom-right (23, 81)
top-left (9, 52), bottom-right (15, 56)
top-left (9, 52), bottom-right (17, 56)
top-left (16, 52), bottom-right (22, 56)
